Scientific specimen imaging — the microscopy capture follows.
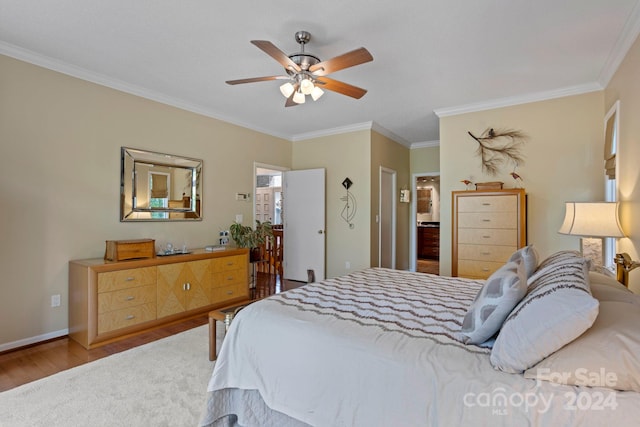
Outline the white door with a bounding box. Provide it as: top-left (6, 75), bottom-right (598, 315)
top-left (379, 167), bottom-right (396, 269)
top-left (283, 168), bottom-right (326, 282)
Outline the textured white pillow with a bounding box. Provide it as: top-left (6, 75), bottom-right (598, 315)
top-left (524, 301), bottom-right (640, 392)
top-left (507, 245), bottom-right (539, 278)
top-left (460, 259), bottom-right (527, 345)
top-left (490, 251), bottom-right (599, 373)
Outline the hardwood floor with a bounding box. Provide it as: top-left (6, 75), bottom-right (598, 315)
top-left (417, 258), bottom-right (439, 275)
top-left (0, 273), bottom-right (303, 393)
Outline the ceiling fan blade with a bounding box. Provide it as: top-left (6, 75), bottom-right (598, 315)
top-left (309, 47), bottom-right (373, 76)
top-left (315, 76), bottom-right (368, 99)
top-left (226, 75), bottom-right (289, 85)
top-left (251, 40), bottom-right (301, 73)
top-left (284, 83), bottom-right (300, 107)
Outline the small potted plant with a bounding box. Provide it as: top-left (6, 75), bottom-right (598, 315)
top-left (229, 220), bottom-right (273, 261)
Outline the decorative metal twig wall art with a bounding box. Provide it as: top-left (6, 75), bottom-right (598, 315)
top-left (467, 128), bottom-right (528, 176)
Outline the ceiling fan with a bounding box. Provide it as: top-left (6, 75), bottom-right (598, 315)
top-left (226, 31), bottom-right (373, 107)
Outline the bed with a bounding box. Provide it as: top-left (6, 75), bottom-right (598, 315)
top-left (199, 249), bottom-right (640, 426)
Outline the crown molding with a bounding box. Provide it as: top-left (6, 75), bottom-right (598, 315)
top-left (433, 82), bottom-right (602, 118)
top-left (291, 121), bottom-right (373, 142)
top-left (292, 121), bottom-right (410, 147)
top-left (0, 41), bottom-right (291, 141)
top-left (411, 140), bottom-right (440, 149)
top-left (598, 0), bottom-right (640, 86)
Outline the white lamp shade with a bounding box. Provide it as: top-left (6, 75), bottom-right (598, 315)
top-left (558, 202), bottom-right (625, 238)
top-left (311, 86), bottom-right (324, 101)
top-left (292, 91), bottom-right (306, 104)
top-left (279, 82), bottom-right (294, 98)
top-left (300, 78), bottom-right (314, 95)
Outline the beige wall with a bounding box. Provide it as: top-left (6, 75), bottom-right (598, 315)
top-left (411, 145), bottom-right (440, 175)
top-left (292, 131), bottom-right (372, 278)
top-left (605, 34), bottom-right (640, 292)
top-left (439, 91), bottom-right (604, 276)
top-left (0, 55), bottom-right (291, 347)
top-left (370, 131), bottom-right (411, 270)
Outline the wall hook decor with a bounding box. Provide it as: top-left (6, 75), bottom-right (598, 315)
top-left (341, 177), bottom-right (356, 228)
top-left (468, 128), bottom-right (528, 176)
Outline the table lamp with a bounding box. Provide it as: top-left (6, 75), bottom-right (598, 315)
top-left (558, 201), bottom-right (638, 286)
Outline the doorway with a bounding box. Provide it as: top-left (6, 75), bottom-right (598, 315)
top-left (255, 165), bottom-right (285, 225)
top-left (379, 167), bottom-right (396, 269)
top-left (411, 173), bottom-right (440, 274)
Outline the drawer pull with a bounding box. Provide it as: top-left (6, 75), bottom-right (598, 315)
top-left (482, 235), bottom-right (491, 239)
top-left (482, 203), bottom-right (491, 206)
top-left (227, 276), bottom-right (234, 281)
top-left (125, 314), bottom-right (135, 320)
top-left (183, 282), bottom-right (191, 291)
top-left (226, 290), bottom-right (233, 295)
top-left (226, 262), bottom-right (234, 266)
top-left (481, 252), bottom-right (491, 255)
top-left (125, 296), bottom-right (135, 301)
top-left (482, 268), bottom-right (490, 272)
top-left (125, 277), bottom-right (135, 281)
top-left (482, 219), bottom-right (491, 222)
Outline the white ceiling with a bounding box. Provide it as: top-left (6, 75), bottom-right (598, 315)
top-left (1, 1), bottom-right (639, 146)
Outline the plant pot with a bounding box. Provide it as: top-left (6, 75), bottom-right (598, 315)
top-left (250, 247), bottom-right (262, 263)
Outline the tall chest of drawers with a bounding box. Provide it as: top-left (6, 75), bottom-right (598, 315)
top-left (452, 189), bottom-right (526, 279)
top-left (69, 248), bottom-right (249, 349)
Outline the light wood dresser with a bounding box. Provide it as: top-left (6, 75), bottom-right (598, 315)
top-left (452, 189), bottom-right (526, 279)
top-left (69, 247), bottom-right (249, 349)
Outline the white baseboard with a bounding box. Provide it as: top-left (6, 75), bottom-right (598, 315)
top-left (0, 328), bottom-right (69, 353)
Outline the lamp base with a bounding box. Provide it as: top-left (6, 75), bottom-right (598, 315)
top-left (615, 253), bottom-right (640, 287)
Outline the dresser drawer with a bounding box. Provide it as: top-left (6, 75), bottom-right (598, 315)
top-left (457, 244), bottom-right (516, 263)
top-left (458, 260), bottom-right (505, 279)
top-left (457, 228), bottom-right (518, 246)
top-left (98, 284), bottom-right (156, 314)
top-left (213, 269), bottom-right (246, 288)
top-left (212, 282), bottom-right (249, 304)
top-left (98, 267), bottom-right (156, 293)
top-left (211, 255), bottom-right (246, 273)
top-left (97, 302), bottom-right (156, 334)
top-left (457, 195), bottom-right (517, 213)
top-left (457, 212), bottom-right (518, 229)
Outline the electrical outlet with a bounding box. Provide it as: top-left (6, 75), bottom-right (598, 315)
top-left (51, 294), bottom-right (61, 307)
top-left (345, 261), bottom-right (351, 269)
top-left (235, 214), bottom-right (243, 223)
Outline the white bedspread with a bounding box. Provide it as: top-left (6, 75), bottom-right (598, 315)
top-left (202, 268), bottom-right (640, 426)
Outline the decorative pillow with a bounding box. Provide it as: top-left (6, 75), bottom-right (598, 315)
top-left (460, 259), bottom-right (527, 345)
top-left (524, 301), bottom-right (640, 392)
top-left (490, 251), bottom-right (599, 373)
top-left (507, 245), bottom-right (539, 278)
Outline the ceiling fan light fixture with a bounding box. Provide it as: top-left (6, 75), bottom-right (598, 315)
top-left (311, 86), bottom-right (324, 101)
top-left (293, 91), bottom-right (306, 104)
top-left (300, 78), bottom-right (314, 95)
top-left (279, 82), bottom-right (295, 98)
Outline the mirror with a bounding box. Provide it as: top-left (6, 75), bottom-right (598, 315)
top-left (417, 189), bottom-right (431, 214)
top-left (120, 147), bottom-right (202, 221)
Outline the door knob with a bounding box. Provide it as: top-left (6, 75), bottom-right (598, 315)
top-left (318, 230), bottom-right (324, 234)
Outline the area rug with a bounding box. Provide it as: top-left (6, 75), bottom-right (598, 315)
top-left (0, 325), bottom-right (218, 427)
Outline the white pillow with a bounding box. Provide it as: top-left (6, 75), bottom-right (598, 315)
top-left (507, 245), bottom-right (539, 278)
top-left (524, 301), bottom-right (640, 392)
top-left (460, 259), bottom-right (527, 345)
top-left (490, 251), bottom-right (599, 373)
